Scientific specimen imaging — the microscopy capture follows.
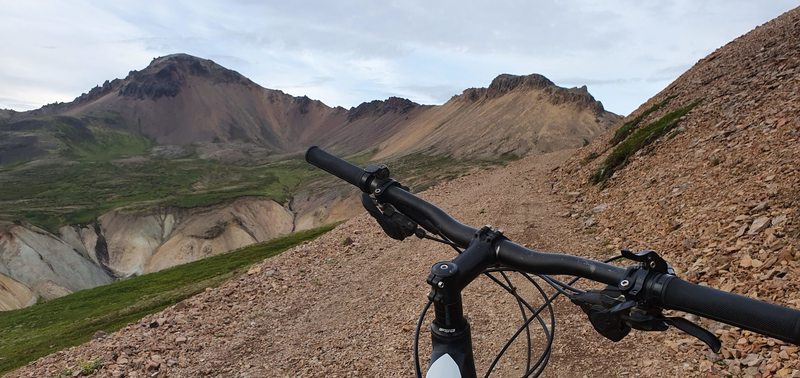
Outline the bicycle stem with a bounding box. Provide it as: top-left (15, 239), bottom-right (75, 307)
top-left (425, 226), bottom-right (505, 377)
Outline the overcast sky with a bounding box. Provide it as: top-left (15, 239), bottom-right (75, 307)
top-left (1, 1), bottom-right (797, 115)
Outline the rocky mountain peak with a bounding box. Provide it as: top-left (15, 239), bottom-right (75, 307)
top-left (346, 96), bottom-right (420, 121)
top-left (117, 53), bottom-right (255, 101)
top-left (293, 95), bottom-right (330, 115)
top-left (455, 73), bottom-right (606, 115)
top-left (487, 73), bottom-right (555, 96)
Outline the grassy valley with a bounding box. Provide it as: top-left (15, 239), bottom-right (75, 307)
top-left (0, 155), bottom-right (324, 232)
top-left (0, 114), bottom-right (515, 233)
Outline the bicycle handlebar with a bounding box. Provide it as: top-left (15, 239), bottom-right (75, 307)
top-left (305, 146), bottom-right (800, 346)
top-left (307, 146), bottom-right (627, 283)
top-left (662, 278), bottom-right (800, 344)
top-left (306, 146), bottom-right (372, 191)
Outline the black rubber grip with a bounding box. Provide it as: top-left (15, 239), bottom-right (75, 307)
top-left (305, 146), bottom-right (369, 192)
top-left (662, 278), bottom-right (800, 345)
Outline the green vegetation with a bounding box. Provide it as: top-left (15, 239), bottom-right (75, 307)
top-left (0, 113), bottom-right (513, 232)
top-left (389, 152), bottom-right (511, 192)
top-left (0, 225), bottom-right (333, 375)
top-left (0, 156), bottom-right (325, 233)
top-left (582, 151), bottom-right (600, 164)
top-left (0, 144), bottom-right (504, 232)
top-left (591, 100), bottom-right (699, 185)
top-left (58, 123), bottom-right (151, 162)
top-left (78, 359), bottom-right (104, 375)
top-left (609, 96), bottom-right (675, 146)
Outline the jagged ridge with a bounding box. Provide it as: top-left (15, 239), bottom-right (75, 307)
top-left (346, 97), bottom-right (420, 122)
top-left (455, 73), bottom-right (606, 118)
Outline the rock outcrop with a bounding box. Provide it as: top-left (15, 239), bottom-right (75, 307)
top-left (145, 199), bottom-right (294, 272)
top-left (346, 97), bottom-right (421, 121)
top-left (0, 273), bottom-right (36, 311)
top-left (0, 223), bottom-right (114, 307)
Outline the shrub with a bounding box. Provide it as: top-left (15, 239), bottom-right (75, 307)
top-left (79, 359), bottom-right (103, 375)
top-left (591, 100), bottom-right (700, 185)
top-left (609, 96), bottom-right (675, 146)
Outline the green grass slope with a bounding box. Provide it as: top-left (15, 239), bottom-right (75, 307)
top-left (0, 224), bottom-right (334, 375)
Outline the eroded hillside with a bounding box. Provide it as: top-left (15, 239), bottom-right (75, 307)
top-left (554, 6), bottom-right (800, 375)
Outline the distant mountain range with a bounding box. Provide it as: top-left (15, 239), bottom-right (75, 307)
top-left (0, 53), bottom-right (618, 165)
top-left (0, 53), bottom-right (620, 310)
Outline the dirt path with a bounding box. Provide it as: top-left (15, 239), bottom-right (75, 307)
top-left (10, 149), bottom-right (709, 377)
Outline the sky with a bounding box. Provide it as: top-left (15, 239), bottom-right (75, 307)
top-left (0, 1), bottom-right (798, 115)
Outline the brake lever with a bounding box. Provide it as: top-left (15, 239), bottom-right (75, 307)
top-left (623, 308), bottom-right (720, 352)
top-left (624, 311), bottom-right (720, 352)
top-left (361, 193), bottom-right (418, 240)
top-left (664, 317), bottom-right (721, 352)
top-left (572, 287), bottom-right (721, 352)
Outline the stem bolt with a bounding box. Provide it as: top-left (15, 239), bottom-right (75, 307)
top-left (437, 281), bottom-right (445, 289)
top-left (620, 279), bottom-right (630, 288)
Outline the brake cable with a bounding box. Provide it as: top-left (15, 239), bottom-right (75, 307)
top-left (414, 228), bottom-right (559, 377)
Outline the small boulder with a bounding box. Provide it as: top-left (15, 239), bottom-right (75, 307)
top-left (93, 330), bottom-right (109, 340)
top-left (748, 217), bottom-right (771, 235)
top-left (772, 215), bottom-right (787, 226)
top-left (751, 201), bottom-right (769, 213)
top-left (591, 204), bottom-right (609, 213)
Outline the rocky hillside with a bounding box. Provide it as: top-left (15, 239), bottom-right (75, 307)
top-left (8, 150), bottom-right (656, 378)
top-left (553, 6), bottom-right (800, 376)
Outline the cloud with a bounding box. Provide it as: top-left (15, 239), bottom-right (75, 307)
top-left (398, 84), bottom-right (465, 104)
top-left (0, 0), bottom-right (798, 114)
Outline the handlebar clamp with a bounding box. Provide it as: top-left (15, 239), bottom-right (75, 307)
top-left (617, 249), bottom-right (675, 305)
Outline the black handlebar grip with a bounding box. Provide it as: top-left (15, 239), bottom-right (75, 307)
top-left (305, 146), bottom-right (369, 192)
top-left (662, 277), bottom-right (800, 345)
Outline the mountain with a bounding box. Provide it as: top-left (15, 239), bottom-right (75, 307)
top-left (1, 53), bottom-right (617, 164)
top-left (20, 54), bottom-right (336, 150)
top-left (0, 54), bottom-right (617, 310)
top-left (375, 74), bottom-right (615, 159)
top-left (0, 54), bottom-right (408, 165)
